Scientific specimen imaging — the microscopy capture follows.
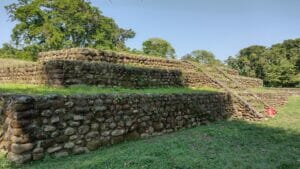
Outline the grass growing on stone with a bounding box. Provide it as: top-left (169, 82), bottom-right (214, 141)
top-left (0, 84), bottom-right (221, 95)
top-left (249, 87), bottom-right (300, 93)
top-left (0, 96), bottom-right (299, 169)
top-left (0, 58), bottom-right (35, 68)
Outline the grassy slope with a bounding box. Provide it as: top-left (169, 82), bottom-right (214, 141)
top-left (0, 97), bottom-right (299, 169)
top-left (0, 84), bottom-right (220, 95)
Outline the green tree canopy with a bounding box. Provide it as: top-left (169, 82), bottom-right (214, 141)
top-left (4, 0), bottom-right (135, 58)
top-left (181, 50), bottom-right (221, 65)
top-left (226, 38), bottom-right (300, 87)
top-left (142, 38), bottom-right (176, 59)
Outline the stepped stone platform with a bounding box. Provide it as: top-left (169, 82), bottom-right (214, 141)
top-left (1, 48), bottom-right (294, 164)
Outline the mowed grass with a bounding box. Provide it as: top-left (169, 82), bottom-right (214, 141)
top-left (0, 84), bottom-right (220, 95)
top-left (0, 97), bottom-right (299, 169)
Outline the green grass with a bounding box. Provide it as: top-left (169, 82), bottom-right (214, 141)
top-left (1, 97), bottom-right (299, 169)
top-left (0, 84), bottom-right (220, 95)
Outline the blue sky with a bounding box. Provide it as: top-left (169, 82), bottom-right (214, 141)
top-left (1, 0), bottom-right (300, 60)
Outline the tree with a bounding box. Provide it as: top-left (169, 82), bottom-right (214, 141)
top-left (0, 43), bottom-right (39, 61)
top-left (235, 45), bottom-right (267, 78)
top-left (5, 0), bottom-right (135, 57)
top-left (181, 50), bottom-right (221, 65)
top-left (142, 38), bottom-right (176, 59)
top-left (225, 56), bottom-right (239, 70)
top-left (226, 38), bottom-right (300, 87)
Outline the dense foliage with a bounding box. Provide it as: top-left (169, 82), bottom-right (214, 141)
top-left (1, 0), bottom-right (135, 60)
top-left (181, 50), bottom-right (221, 65)
top-left (142, 38), bottom-right (176, 59)
top-left (226, 38), bottom-right (300, 87)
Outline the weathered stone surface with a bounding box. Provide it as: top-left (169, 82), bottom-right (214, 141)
top-left (11, 135), bottom-right (30, 144)
top-left (73, 147), bottom-right (88, 155)
top-left (50, 116), bottom-right (60, 124)
top-left (65, 101), bottom-right (74, 108)
top-left (64, 142), bottom-right (75, 149)
top-left (13, 110), bottom-right (38, 120)
top-left (94, 106), bottom-right (107, 112)
top-left (11, 143), bottom-right (34, 154)
top-left (91, 123), bottom-right (99, 130)
top-left (33, 147), bottom-right (44, 154)
top-left (55, 135), bottom-right (68, 143)
top-left (41, 110), bottom-right (52, 117)
top-left (33, 153), bottom-right (44, 161)
top-left (86, 131), bottom-right (99, 140)
top-left (78, 125), bottom-right (90, 134)
top-left (101, 131), bottom-right (110, 137)
top-left (10, 119), bottom-right (30, 128)
top-left (54, 151), bottom-right (69, 158)
top-left (69, 121), bottom-right (80, 127)
top-left (11, 128), bottom-right (24, 136)
top-left (64, 127), bottom-right (76, 136)
top-left (69, 135), bottom-right (78, 140)
top-left (111, 129), bottom-right (125, 136)
top-left (73, 115), bottom-right (84, 121)
top-left (47, 145), bottom-right (62, 154)
top-left (86, 140), bottom-right (101, 150)
top-left (125, 131), bottom-right (140, 140)
top-left (32, 148), bottom-right (44, 161)
top-left (44, 125), bottom-right (56, 132)
top-left (7, 152), bottom-right (32, 164)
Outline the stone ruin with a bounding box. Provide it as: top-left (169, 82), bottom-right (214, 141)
top-left (0, 48), bottom-right (295, 164)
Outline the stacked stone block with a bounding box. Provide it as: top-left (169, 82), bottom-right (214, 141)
top-left (0, 93), bottom-right (233, 163)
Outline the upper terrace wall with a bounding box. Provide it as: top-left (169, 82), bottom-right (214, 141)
top-left (0, 61), bottom-right (184, 88)
top-left (38, 48), bottom-right (195, 71)
top-left (0, 48), bottom-right (221, 88)
top-left (44, 60), bottom-right (184, 87)
top-left (0, 48), bottom-right (262, 89)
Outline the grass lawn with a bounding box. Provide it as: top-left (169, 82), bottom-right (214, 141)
top-left (0, 84), bottom-right (220, 95)
top-left (0, 97), bottom-right (299, 169)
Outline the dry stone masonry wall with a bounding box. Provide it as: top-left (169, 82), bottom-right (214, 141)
top-left (0, 48), bottom-right (273, 164)
top-left (230, 75), bottom-right (263, 88)
top-left (255, 89), bottom-right (300, 108)
top-left (0, 93), bottom-right (234, 164)
top-left (44, 60), bottom-right (184, 87)
top-left (0, 48), bottom-right (220, 88)
top-left (38, 48), bottom-right (195, 71)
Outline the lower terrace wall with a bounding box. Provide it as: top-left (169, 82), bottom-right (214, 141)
top-left (255, 90), bottom-right (300, 108)
top-left (0, 92), bottom-right (234, 163)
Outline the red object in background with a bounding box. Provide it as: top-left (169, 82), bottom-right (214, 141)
top-left (265, 107), bottom-right (276, 117)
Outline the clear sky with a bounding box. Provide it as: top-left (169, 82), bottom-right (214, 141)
top-left (1, 0), bottom-right (300, 60)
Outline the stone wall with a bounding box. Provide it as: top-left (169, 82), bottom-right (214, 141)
top-left (255, 89), bottom-right (300, 108)
top-left (0, 92), bottom-right (234, 163)
top-left (255, 93), bottom-right (289, 108)
top-left (230, 75), bottom-right (263, 88)
top-left (0, 63), bottom-right (45, 85)
top-left (0, 60), bottom-right (218, 88)
top-left (0, 61), bottom-right (184, 88)
top-left (38, 48), bottom-right (194, 71)
top-left (44, 60), bottom-right (184, 87)
top-left (37, 48), bottom-right (262, 88)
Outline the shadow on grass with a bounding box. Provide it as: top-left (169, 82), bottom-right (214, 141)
top-left (1, 120), bottom-right (299, 169)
